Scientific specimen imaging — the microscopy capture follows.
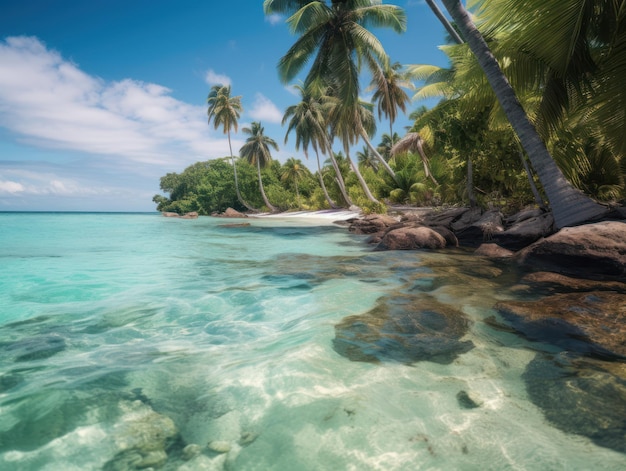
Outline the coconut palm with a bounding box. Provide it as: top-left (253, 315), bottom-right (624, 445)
top-left (436, 0), bottom-right (607, 228)
top-left (207, 85), bottom-right (255, 211)
top-left (377, 132), bottom-right (399, 161)
top-left (239, 122), bottom-right (279, 212)
top-left (283, 83), bottom-right (339, 208)
top-left (356, 146), bottom-right (378, 172)
top-left (281, 157), bottom-right (309, 208)
top-left (369, 61), bottom-right (413, 138)
top-left (274, 1), bottom-right (406, 108)
top-left (273, 0), bottom-right (405, 203)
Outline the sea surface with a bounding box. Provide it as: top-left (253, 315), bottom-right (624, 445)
top-left (0, 212), bottom-right (624, 470)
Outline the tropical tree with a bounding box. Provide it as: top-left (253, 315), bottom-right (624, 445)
top-left (281, 157), bottom-right (309, 208)
top-left (283, 83), bottom-right (338, 208)
top-left (268, 0), bottom-right (406, 204)
top-left (240, 122), bottom-right (279, 212)
top-left (435, 0), bottom-right (608, 228)
top-left (357, 145), bottom-right (378, 172)
top-left (207, 84), bottom-right (254, 211)
top-left (370, 61), bottom-right (413, 138)
top-left (377, 132), bottom-right (399, 161)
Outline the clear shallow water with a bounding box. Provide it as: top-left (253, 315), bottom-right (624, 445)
top-left (0, 212), bottom-right (624, 470)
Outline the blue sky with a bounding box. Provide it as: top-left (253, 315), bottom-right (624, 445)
top-left (0, 0), bottom-right (452, 211)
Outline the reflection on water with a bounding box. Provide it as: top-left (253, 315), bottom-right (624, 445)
top-left (0, 213), bottom-right (625, 470)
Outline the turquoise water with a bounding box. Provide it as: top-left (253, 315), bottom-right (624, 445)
top-left (0, 212), bottom-right (624, 470)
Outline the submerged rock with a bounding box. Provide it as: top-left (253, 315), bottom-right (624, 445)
top-left (332, 294), bottom-right (474, 364)
top-left (495, 291), bottom-right (626, 360)
top-left (524, 353), bottom-right (626, 454)
top-left (4, 333), bottom-right (66, 362)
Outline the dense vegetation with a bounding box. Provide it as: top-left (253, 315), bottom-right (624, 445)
top-left (155, 0), bottom-right (625, 221)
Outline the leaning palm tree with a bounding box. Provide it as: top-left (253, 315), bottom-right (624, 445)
top-left (436, 0), bottom-right (607, 228)
top-left (207, 85), bottom-right (255, 211)
top-left (391, 132), bottom-right (438, 185)
top-left (283, 83), bottom-right (338, 208)
top-left (281, 157), bottom-right (309, 209)
top-left (239, 122), bottom-right (279, 212)
top-left (328, 99), bottom-right (380, 204)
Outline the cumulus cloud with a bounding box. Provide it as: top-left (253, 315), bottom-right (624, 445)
top-left (204, 69), bottom-right (232, 87)
top-left (248, 93), bottom-right (283, 124)
top-left (0, 180), bottom-right (25, 194)
top-left (0, 36), bottom-right (232, 167)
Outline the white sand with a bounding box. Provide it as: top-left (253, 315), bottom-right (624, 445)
top-left (248, 209), bottom-right (361, 225)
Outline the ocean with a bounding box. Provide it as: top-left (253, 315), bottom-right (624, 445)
top-left (0, 212), bottom-right (624, 470)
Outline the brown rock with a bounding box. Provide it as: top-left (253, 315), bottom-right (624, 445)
top-left (221, 207), bottom-right (248, 218)
top-left (348, 214), bottom-right (398, 235)
top-left (516, 221), bottom-right (626, 279)
top-left (377, 226), bottom-right (447, 250)
top-left (162, 212), bottom-right (180, 218)
top-left (521, 272), bottom-right (626, 293)
top-left (495, 291), bottom-right (626, 359)
top-left (180, 211), bottom-right (199, 219)
top-left (474, 243), bottom-right (514, 258)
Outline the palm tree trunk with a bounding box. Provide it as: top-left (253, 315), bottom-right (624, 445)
top-left (519, 150), bottom-right (545, 208)
top-left (256, 159), bottom-right (278, 212)
top-left (228, 131), bottom-right (256, 212)
top-left (440, 0), bottom-right (607, 228)
top-left (414, 137), bottom-right (438, 184)
top-left (327, 151), bottom-right (353, 206)
top-left (466, 157), bottom-right (476, 208)
top-left (425, 0), bottom-right (464, 44)
top-left (359, 128), bottom-right (397, 182)
top-left (345, 144), bottom-right (379, 204)
top-left (314, 148), bottom-right (339, 208)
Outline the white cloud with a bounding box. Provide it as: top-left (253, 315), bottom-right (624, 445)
top-left (0, 180), bottom-right (25, 194)
top-left (0, 36), bottom-right (232, 167)
top-left (248, 93), bottom-right (283, 124)
top-left (204, 69), bottom-right (232, 87)
top-left (265, 13), bottom-right (283, 26)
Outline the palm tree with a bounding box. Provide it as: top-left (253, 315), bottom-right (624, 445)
top-left (274, 1), bottom-right (406, 108)
top-left (391, 132), bottom-right (438, 185)
top-left (281, 157), bottom-right (308, 208)
top-left (377, 132), bottom-right (399, 161)
top-left (283, 83), bottom-right (338, 208)
top-left (207, 84), bottom-right (254, 211)
top-left (370, 61), bottom-right (413, 138)
top-left (437, 0), bottom-right (607, 228)
top-left (239, 122), bottom-right (279, 212)
top-left (271, 0), bottom-right (406, 205)
top-left (356, 145), bottom-right (378, 172)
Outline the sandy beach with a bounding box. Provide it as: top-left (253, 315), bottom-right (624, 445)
top-left (248, 209), bottom-right (362, 224)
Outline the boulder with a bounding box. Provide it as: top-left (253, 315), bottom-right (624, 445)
top-left (495, 291), bottom-right (626, 359)
top-left (377, 226), bottom-right (447, 250)
top-left (455, 210), bottom-right (504, 247)
top-left (492, 212), bottom-right (554, 251)
top-left (180, 211), bottom-right (199, 219)
top-left (162, 212), bottom-right (180, 218)
top-left (333, 294), bottom-right (474, 364)
top-left (474, 243), bottom-right (514, 259)
top-left (348, 214), bottom-right (398, 235)
top-left (219, 208), bottom-right (248, 218)
top-left (516, 221), bottom-right (626, 279)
